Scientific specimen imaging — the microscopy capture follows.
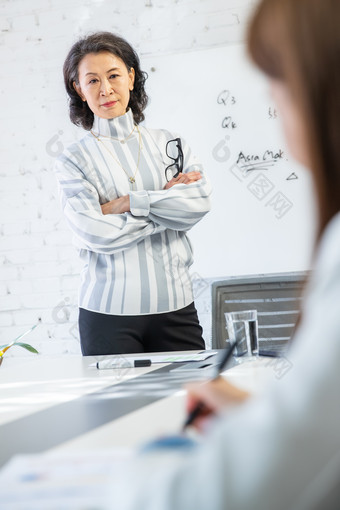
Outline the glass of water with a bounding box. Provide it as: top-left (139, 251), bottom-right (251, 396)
top-left (225, 310), bottom-right (259, 362)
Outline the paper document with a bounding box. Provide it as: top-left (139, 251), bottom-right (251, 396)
top-left (90, 351), bottom-right (218, 369)
top-left (143, 351), bottom-right (217, 363)
top-left (0, 449), bottom-right (132, 509)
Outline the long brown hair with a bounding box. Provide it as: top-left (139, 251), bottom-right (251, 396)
top-left (248, 0), bottom-right (340, 241)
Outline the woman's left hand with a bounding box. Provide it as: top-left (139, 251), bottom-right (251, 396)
top-left (164, 171), bottom-right (202, 190)
top-left (101, 195), bottom-right (130, 215)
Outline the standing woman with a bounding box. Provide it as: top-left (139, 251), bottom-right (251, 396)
top-left (56, 32), bottom-right (211, 355)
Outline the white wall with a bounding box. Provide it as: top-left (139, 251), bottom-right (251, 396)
top-left (0, 0), bottom-right (257, 355)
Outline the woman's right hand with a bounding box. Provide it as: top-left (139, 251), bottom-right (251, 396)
top-left (164, 171), bottom-right (202, 189)
top-left (101, 195), bottom-right (130, 215)
top-left (185, 378), bottom-right (251, 431)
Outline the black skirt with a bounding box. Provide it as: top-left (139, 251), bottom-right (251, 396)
top-left (78, 302), bottom-right (205, 355)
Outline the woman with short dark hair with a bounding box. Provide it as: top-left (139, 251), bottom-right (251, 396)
top-left (63, 32), bottom-right (148, 129)
top-left (56, 32), bottom-right (211, 355)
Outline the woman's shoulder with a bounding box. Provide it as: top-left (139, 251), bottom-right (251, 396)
top-left (315, 213), bottom-right (340, 272)
top-left (306, 212), bottom-right (340, 299)
top-left (57, 132), bottom-right (94, 165)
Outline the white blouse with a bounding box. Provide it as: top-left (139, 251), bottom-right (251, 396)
top-left (55, 109), bottom-right (211, 315)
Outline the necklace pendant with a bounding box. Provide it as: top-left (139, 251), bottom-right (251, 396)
top-left (129, 177), bottom-right (136, 183)
top-left (120, 140), bottom-right (125, 144)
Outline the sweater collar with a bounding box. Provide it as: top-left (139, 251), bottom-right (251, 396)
top-left (91, 109), bottom-right (135, 139)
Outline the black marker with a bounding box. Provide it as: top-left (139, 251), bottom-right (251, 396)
top-left (134, 359), bottom-right (152, 367)
top-left (96, 358), bottom-right (152, 369)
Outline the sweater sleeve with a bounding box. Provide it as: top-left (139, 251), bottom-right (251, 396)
top-left (128, 136), bottom-right (212, 231)
top-left (54, 151), bottom-right (165, 255)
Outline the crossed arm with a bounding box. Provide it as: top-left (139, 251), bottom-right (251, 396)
top-left (55, 133), bottom-right (211, 254)
top-left (101, 171), bottom-right (202, 215)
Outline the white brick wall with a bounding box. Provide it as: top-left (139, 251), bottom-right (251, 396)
top-left (0, 0), bottom-right (256, 357)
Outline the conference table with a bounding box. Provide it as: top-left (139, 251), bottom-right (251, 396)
top-left (0, 350), bottom-right (282, 508)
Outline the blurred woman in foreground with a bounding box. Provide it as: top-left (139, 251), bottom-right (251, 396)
top-left (111, 0), bottom-right (340, 508)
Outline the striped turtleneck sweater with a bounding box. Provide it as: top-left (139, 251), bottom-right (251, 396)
top-left (55, 109), bottom-right (211, 315)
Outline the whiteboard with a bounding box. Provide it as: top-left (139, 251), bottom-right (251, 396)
top-left (141, 45), bottom-right (317, 278)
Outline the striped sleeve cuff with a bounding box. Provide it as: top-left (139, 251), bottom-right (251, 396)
top-left (129, 190), bottom-right (150, 217)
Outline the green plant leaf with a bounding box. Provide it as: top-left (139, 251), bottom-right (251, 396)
top-left (15, 342), bottom-right (39, 354)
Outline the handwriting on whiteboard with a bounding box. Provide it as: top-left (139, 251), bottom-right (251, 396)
top-left (213, 87), bottom-right (297, 219)
top-left (217, 89), bottom-right (237, 129)
top-left (236, 149), bottom-right (284, 172)
top-left (268, 107), bottom-right (278, 119)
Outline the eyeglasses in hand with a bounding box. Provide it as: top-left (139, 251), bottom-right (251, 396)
top-left (165, 138), bottom-right (184, 182)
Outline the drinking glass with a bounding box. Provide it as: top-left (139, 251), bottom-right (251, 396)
top-left (225, 310), bottom-right (259, 362)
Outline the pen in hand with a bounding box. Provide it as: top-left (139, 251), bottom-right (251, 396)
top-left (182, 339), bottom-right (238, 431)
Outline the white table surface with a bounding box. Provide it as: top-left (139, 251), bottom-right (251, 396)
top-left (0, 353), bottom-right (162, 426)
top-left (0, 352), bottom-right (282, 510)
top-left (0, 352), bottom-right (277, 453)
